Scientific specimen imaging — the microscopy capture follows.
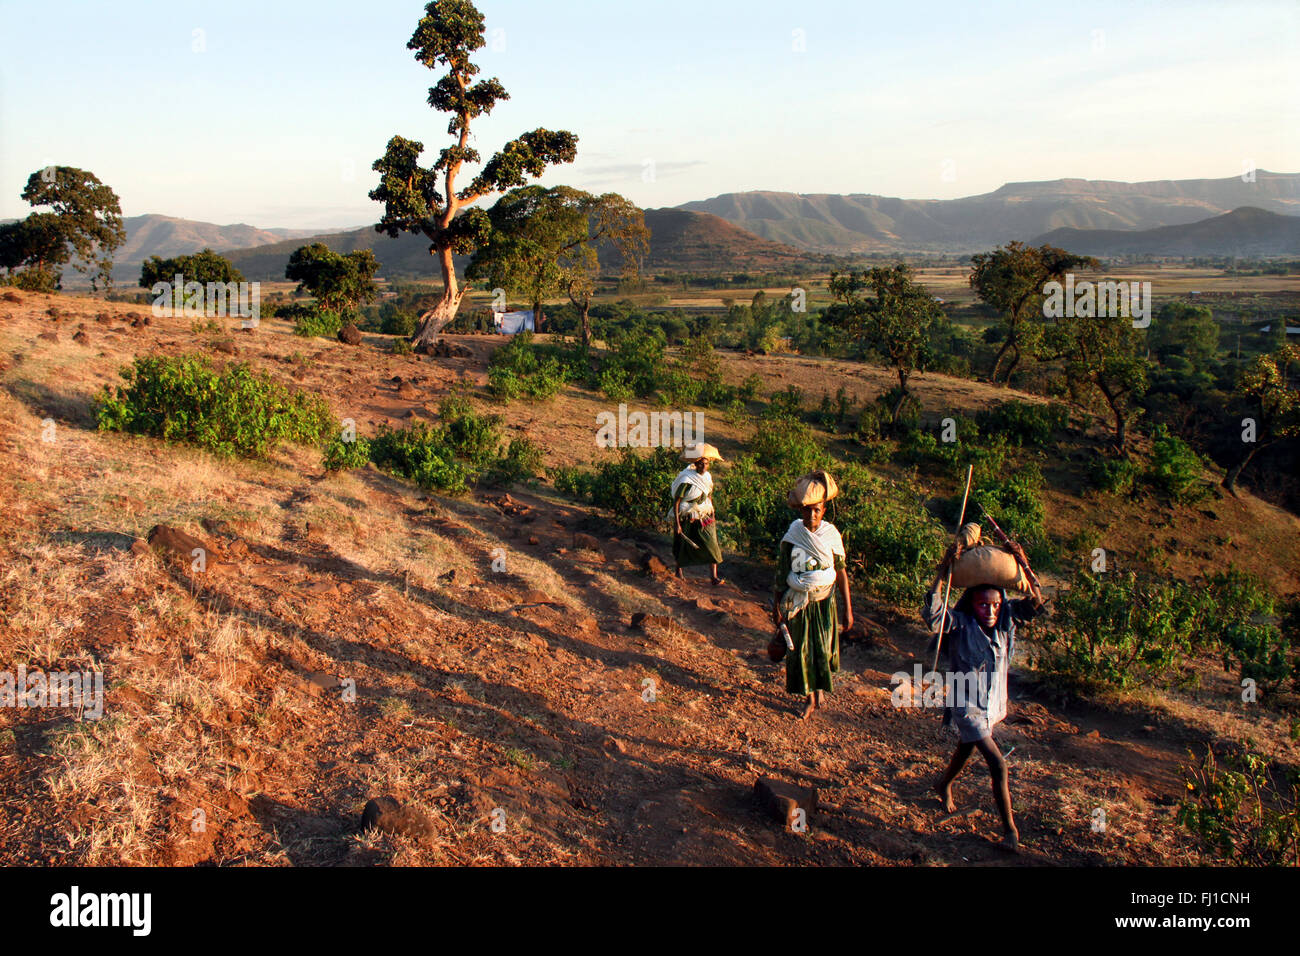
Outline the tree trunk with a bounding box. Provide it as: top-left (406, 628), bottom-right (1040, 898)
top-left (1003, 346), bottom-right (1022, 383)
top-left (1110, 401), bottom-right (1127, 454)
top-left (410, 245), bottom-right (465, 353)
top-left (532, 298), bottom-right (543, 334)
top-left (990, 336), bottom-right (1013, 384)
top-left (1223, 443), bottom-right (1267, 495)
top-left (891, 369), bottom-right (909, 424)
top-left (580, 303), bottom-right (591, 350)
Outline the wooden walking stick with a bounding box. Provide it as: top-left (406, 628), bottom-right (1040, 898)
top-left (930, 464), bottom-right (973, 674)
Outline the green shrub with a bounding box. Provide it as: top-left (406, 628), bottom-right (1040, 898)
top-left (96, 354), bottom-right (333, 458)
top-left (599, 328), bottom-right (667, 398)
top-left (769, 385), bottom-right (804, 418)
top-left (736, 374), bottom-right (764, 403)
top-left (488, 333), bottom-right (569, 402)
top-left (290, 305), bottom-right (345, 339)
top-left (437, 393), bottom-right (504, 466)
top-left (975, 400), bottom-right (1069, 448)
top-left (572, 447), bottom-right (681, 529)
top-left (1088, 454), bottom-right (1137, 495)
top-left (1178, 747), bottom-right (1300, 866)
top-left (391, 338), bottom-right (413, 356)
top-left (323, 433), bottom-right (372, 471)
top-left (486, 438), bottom-right (545, 485)
top-left (368, 423), bottom-right (472, 493)
top-left (1146, 424), bottom-right (1210, 503)
top-left (379, 302), bottom-right (417, 337)
top-left (1034, 570), bottom-right (1202, 690)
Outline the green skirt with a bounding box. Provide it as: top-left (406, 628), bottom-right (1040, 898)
top-left (673, 516), bottom-right (723, 567)
top-left (785, 593), bottom-right (839, 695)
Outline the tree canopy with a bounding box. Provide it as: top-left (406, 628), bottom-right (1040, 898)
top-left (284, 243), bottom-right (379, 313)
top-left (466, 185), bottom-right (648, 347)
top-left (827, 264), bottom-right (943, 421)
top-left (0, 166), bottom-right (124, 290)
top-left (969, 242), bottom-right (1097, 384)
top-left (370, 0), bottom-right (578, 351)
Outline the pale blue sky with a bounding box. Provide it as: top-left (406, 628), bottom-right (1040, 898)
top-left (1, 0), bottom-right (1296, 229)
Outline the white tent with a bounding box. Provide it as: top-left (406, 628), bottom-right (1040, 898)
top-left (494, 310), bottom-right (535, 335)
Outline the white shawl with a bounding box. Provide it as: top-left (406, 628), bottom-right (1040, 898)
top-left (670, 467), bottom-right (714, 521)
top-left (778, 519), bottom-right (844, 620)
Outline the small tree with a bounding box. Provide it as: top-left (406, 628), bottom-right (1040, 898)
top-left (140, 248), bottom-right (245, 307)
top-left (467, 185), bottom-right (647, 348)
top-left (1049, 310), bottom-right (1149, 453)
top-left (1149, 300), bottom-right (1220, 372)
top-left (970, 242), bottom-right (1097, 383)
top-left (827, 264), bottom-right (942, 423)
top-left (1223, 344), bottom-right (1300, 494)
top-left (0, 166), bottom-right (124, 290)
top-left (370, 0), bottom-right (577, 352)
top-left (284, 243), bottom-right (379, 313)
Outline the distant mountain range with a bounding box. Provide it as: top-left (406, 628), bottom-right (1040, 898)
top-left (1033, 206), bottom-right (1300, 257)
top-left (678, 171), bottom-right (1300, 255)
top-left (215, 207), bottom-right (826, 283)
top-left (32, 171), bottom-right (1300, 289)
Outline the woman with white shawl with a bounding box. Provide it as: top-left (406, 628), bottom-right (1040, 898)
top-left (773, 470), bottom-right (854, 720)
top-left (671, 443), bottom-right (725, 585)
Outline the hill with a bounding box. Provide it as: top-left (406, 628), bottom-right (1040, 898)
top-left (219, 207), bottom-right (822, 282)
top-left (1032, 206), bottom-right (1300, 257)
top-left (1, 288), bottom-right (1297, 866)
top-left (679, 171), bottom-right (1300, 255)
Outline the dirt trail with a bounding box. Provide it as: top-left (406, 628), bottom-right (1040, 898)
top-left (0, 291), bottom-right (1288, 866)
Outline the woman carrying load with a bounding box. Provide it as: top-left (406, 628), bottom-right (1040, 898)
top-left (922, 535), bottom-right (1045, 853)
top-left (773, 470), bottom-right (854, 720)
top-left (670, 443), bottom-right (725, 585)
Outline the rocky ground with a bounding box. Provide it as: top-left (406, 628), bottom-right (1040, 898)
top-left (0, 289), bottom-right (1295, 866)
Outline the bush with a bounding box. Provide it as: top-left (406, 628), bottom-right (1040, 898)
top-left (567, 447), bottom-right (681, 529)
top-left (288, 304), bottom-right (345, 339)
top-left (1178, 747), bottom-right (1300, 866)
top-left (599, 328), bottom-right (667, 398)
top-left (1034, 570), bottom-right (1202, 690)
top-left (487, 333), bottom-right (569, 402)
top-left (486, 438), bottom-right (545, 485)
top-left (1088, 454), bottom-right (1137, 495)
top-left (379, 302), bottom-right (417, 337)
top-left (323, 433), bottom-right (372, 471)
top-left (96, 354), bottom-right (334, 459)
top-left (369, 423), bottom-right (471, 493)
top-left (1146, 424), bottom-right (1210, 503)
top-left (975, 400), bottom-right (1069, 448)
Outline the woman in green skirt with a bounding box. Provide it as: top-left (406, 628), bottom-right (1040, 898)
top-left (773, 471), bottom-right (854, 720)
top-left (671, 443), bottom-right (725, 585)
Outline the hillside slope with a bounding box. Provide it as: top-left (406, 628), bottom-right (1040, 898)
top-left (1, 291), bottom-right (1296, 866)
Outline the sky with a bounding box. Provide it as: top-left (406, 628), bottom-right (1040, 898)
top-left (1, 0), bottom-right (1296, 230)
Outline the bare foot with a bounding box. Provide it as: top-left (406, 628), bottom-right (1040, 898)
top-left (933, 781), bottom-right (956, 815)
top-left (674, 569), bottom-right (684, 580)
top-left (799, 697), bottom-right (816, 720)
top-left (711, 576), bottom-right (725, 586)
top-left (815, 690), bottom-right (826, 710)
top-left (997, 829), bottom-right (1020, 853)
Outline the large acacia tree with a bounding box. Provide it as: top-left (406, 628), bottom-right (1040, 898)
top-left (1048, 310), bottom-right (1149, 453)
top-left (970, 242), bottom-right (1097, 384)
top-left (466, 185), bottom-right (648, 347)
top-left (370, 0), bottom-right (577, 353)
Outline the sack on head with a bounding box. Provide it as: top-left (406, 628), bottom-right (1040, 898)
top-left (787, 470), bottom-right (839, 510)
top-left (950, 544), bottom-right (1031, 594)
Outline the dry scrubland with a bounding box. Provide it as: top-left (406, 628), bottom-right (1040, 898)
top-left (0, 289), bottom-right (1297, 866)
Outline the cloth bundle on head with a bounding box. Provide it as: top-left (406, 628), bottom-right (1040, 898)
top-left (682, 443), bottom-right (723, 462)
top-left (787, 470), bottom-right (839, 510)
